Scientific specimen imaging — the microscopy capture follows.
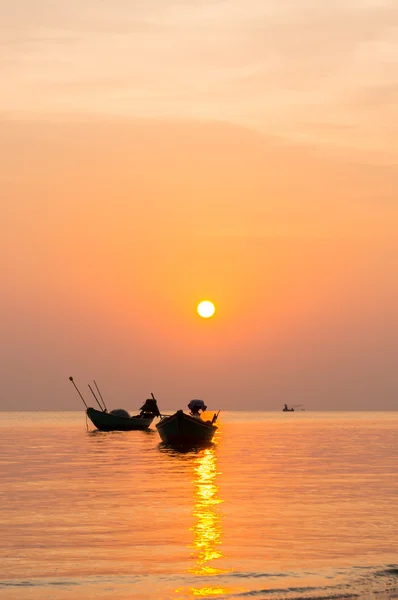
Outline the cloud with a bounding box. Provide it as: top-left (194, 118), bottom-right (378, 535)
top-left (1, 0), bottom-right (398, 158)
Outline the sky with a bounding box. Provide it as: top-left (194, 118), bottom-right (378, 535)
top-left (1, 0), bottom-right (398, 411)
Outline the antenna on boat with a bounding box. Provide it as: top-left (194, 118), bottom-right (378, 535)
top-left (88, 384), bottom-right (105, 411)
top-left (93, 380), bottom-right (108, 411)
top-left (69, 376), bottom-right (88, 409)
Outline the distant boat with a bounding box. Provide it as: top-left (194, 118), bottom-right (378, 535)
top-left (156, 399), bottom-right (219, 447)
top-left (282, 403), bottom-right (305, 412)
top-left (69, 377), bottom-right (161, 431)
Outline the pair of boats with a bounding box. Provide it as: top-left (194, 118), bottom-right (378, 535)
top-left (69, 377), bottom-right (219, 447)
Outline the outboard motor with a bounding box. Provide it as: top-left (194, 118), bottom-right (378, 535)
top-left (188, 399), bottom-right (207, 418)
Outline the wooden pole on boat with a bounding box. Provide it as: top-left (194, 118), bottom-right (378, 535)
top-left (69, 376), bottom-right (88, 409)
top-left (93, 380), bottom-right (107, 411)
top-left (88, 384), bottom-right (105, 411)
top-left (212, 410), bottom-right (221, 424)
top-left (150, 392), bottom-right (163, 418)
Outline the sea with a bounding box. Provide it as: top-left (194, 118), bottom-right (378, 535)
top-left (1, 411), bottom-right (397, 600)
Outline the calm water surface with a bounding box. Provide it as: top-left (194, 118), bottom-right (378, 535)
top-left (0, 411), bottom-right (397, 599)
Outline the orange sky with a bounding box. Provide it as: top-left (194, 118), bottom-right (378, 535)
top-left (1, 1), bottom-right (398, 410)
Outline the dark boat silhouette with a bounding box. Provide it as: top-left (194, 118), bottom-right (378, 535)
top-left (69, 377), bottom-right (161, 431)
top-left (156, 400), bottom-right (219, 447)
top-left (87, 399), bottom-right (160, 431)
top-left (282, 403), bottom-right (305, 412)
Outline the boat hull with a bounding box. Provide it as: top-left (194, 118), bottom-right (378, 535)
top-left (86, 407), bottom-right (154, 431)
top-left (156, 410), bottom-right (217, 446)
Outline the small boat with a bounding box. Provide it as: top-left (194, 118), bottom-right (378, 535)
top-left (282, 403), bottom-right (305, 412)
top-left (87, 399), bottom-right (160, 432)
top-left (156, 399), bottom-right (219, 447)
top-left (69, 377), bottom-right (161, 432)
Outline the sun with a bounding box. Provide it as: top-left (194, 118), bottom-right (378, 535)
top-left (197, 300), bottom-right (216, 319)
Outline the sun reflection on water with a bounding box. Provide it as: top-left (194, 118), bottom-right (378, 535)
top-left (175, 443), bottom-right (237, 597)
top-left (183, 443), bottom-right (236, 598)
top-left (190, 445), bottom-right (224, 576)
top-left (190, 446), bottom-right (222, 575)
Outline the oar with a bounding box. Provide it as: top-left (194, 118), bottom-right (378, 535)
top-left (93, 380), bottom-right (108, 411)
top-left (88, 384), bottom-right (105, 411)
top-left (69, 376), bottom-right (88, 409)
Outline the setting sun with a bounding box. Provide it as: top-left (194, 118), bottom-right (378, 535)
top-left (197, 301), bottom-right (216, 319)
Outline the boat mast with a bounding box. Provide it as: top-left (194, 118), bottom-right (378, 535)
top-left (94, 380), bottom-right (108, 411)
top-left (88, 384), bottom-right (106, 411)
top-left (69, 376), bottom-right (88, 409)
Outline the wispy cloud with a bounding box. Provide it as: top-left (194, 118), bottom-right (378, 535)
top-left (1, 0), bottom-right (398, 158)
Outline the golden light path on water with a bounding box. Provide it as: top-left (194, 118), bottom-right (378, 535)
top-left (186, 444), bottom-right (234, 598)
top-left (191, 446), bottom-right (223, 575)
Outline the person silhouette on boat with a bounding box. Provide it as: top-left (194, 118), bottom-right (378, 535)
top-left (283, 404), bottom-right (294, 412)
top-left (139, 398), bottom-right (161, 418)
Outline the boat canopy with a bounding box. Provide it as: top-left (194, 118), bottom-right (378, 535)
top-left (188, 399), bottom-right (207, 413)
top-left (110, 408), bottom-right (131, 418)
